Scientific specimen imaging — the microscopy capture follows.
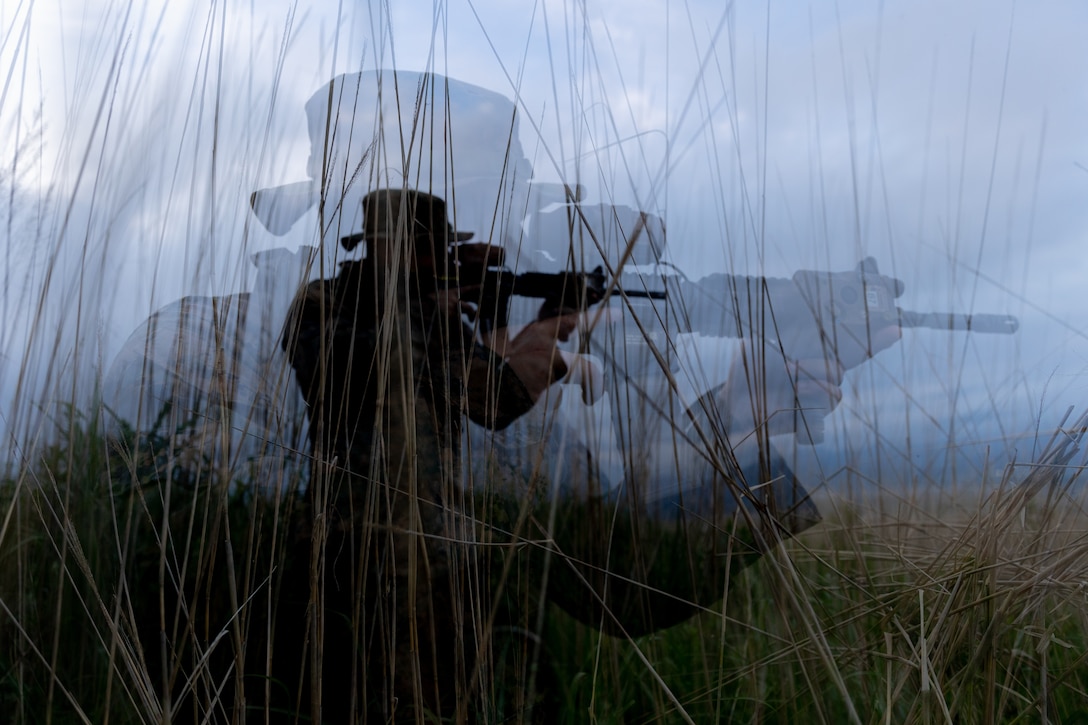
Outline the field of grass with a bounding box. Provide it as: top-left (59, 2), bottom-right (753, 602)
top-left (3, 2), bottom-right (1083, 723)
top-left (3, 408), bottom-right (1088, 724)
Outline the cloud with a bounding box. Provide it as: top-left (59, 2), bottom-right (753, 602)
top-left (3, 0), bottom-right (1085, 457)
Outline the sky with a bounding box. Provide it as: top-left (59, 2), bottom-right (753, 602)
top-left (2, 0), bottom-right (1087, 481)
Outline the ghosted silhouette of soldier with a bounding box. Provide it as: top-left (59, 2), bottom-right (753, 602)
top-left (277, 187), bottom-right (578, 722)
top-left (247, 69), bottom-right (907, 716)
top-left (252, 72), bottom-right (902, 721)
top-left (104, 69), bottom-right (910, 722)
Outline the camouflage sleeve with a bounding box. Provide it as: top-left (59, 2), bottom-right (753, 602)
top-left (280, 280), bottom-right (333, 408)
top-left (463, 342), bottom-right (536, 430)
top-left (283, 278), bottom-right (535, 432)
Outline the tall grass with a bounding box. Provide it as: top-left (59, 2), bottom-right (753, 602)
top-left (5, 411), bottom-right (1088, 723)
top-left (2, 1), bottom-right (1085, 723)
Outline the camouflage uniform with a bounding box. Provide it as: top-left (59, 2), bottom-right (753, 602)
top-left (278, 189), bottom-right (537, 722)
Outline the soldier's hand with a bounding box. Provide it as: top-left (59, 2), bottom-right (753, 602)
top-left (488, 313), bottom-right (580, 401)
top-left (832, 324), bottom-right (902, 370)
top-left (431, 242), bottom-right (507, 321)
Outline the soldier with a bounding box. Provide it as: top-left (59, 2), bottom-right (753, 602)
top-left (276, 187), bottom-right (578, 722)
top-left (103, 70), bottom-right (1017, 722)
top-left (250, 69), bottom-right (902, 644)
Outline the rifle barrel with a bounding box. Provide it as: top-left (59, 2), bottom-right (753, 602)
top-left (615, 288), bottom-right (668, 300)
top-left (899, 310), bottom-right (1019, 334)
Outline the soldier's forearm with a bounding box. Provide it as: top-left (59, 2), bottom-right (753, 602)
top-left (464, 343), bottom-right (537, 430)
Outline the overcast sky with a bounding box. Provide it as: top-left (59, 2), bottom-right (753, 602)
top-left (3, 0), bottom-right (1087, 472)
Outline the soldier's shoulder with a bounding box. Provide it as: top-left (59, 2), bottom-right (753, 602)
top-left (290, 275), bottom-right (336, 311)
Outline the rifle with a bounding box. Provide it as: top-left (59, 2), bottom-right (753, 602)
top-left (337, 233), bottom-right (669, 331)
top-left (791, 257), bottom-right (1018, 337)
top-left (449, 254), bottom-right (1019, 360)
top-left (449, 263), bottom-right (667, 333)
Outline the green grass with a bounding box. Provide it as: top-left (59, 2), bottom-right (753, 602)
top-left (544, 482), bottom-right (1088, 724)
top-left (4, 411), bottom-right (1088, 723)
